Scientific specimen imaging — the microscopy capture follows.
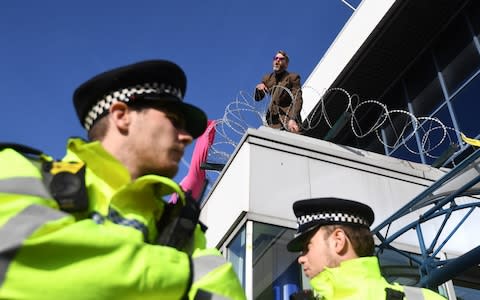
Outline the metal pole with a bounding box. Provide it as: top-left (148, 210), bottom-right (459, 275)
top-left (422, 245), bottom-right (480, 288)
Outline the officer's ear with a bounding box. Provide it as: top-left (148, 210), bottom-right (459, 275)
top-left (109, 101), bottom-right (131, 132)
top-left (330, 227), bottom-right (349, 255)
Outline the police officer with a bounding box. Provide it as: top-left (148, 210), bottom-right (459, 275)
top-left (0, 60), bottom-right (245, 299)
top-left (287, 197), bottom-right (446, 300)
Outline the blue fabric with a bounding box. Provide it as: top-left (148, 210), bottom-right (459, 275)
top-left (91, 208), bottom-right (149, 242)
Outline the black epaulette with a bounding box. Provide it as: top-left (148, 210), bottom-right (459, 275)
top-left (1, 143), bottom-right (89, 213)
top-left (0, 142), bottom-right (43, 157)
top-left (385, 287), bottom-right (405, 300)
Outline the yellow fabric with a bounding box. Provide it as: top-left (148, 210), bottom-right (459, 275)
top-left (310, 257), bottom-right (445, 299)
top-left (0, 143), bottom-right (192, 299)
top-left (4, 218), bottom-right (192, 299)
top-left (192, 224), bottom-right (207, 250)
top-left (0, 149), bottom-right (59, 228)
top-left (0, 140), bottom-right (246, 299)
top-left (63, 138), bottom-right (185, 242)
top-left (189, 248), bottom-right (246, 300)
top-left (461, 133), bottom-right (480, 147)
top-left (0, 149), bottom-right (44, 179)
top-left (50, 161), bottom-right (85, 174)
top-left (64, 139), bottom-right (214, 251)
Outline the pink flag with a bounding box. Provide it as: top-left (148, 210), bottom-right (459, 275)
top-left (170, 120), bottom-right (216, 203)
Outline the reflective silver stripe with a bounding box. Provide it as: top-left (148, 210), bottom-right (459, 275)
top-left (403, 286), bottom-right (425, 300)
top-left (0, 177), bottom-right (52, 199)
top-left (192, 255), bottom-right (226, 283)
top-left (0, 205), bottom-right (67, 287)
top-left (194, 289), bottom-right (229, 300)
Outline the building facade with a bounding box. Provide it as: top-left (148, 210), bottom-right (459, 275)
top-left (201, 0), bottom-right (480, 299)
top-left (302, 0), bottom-right (480, 168)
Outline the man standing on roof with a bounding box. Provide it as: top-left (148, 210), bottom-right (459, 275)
top-left (255, 50), bottom-right (303, 133)
top-left (0, 60), bottom-right (245, 299)
top-left (287, 197), bottom-right (446, 300)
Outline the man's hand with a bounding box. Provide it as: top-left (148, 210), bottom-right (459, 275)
top-left (287, 119), bottom-right (300, 133)
top-left (254, 83), bottom-right (269, 101)
top-left (255, 83), bottom-right (269, 93)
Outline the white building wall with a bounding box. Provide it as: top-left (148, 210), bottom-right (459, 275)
top-left (200, 141), bottom-right (251, 247)
top-left (200, 128), bottom-right (475, 254)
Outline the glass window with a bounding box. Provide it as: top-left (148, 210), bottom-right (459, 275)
top-left (382, 111), bottom-right (422, 163)
top-left (252, 222), bottom-right (301, 300)
top-left (377, 248), bottom-right (445, 297)
top-left (404, 52), bottom-right (444, 117)
top-left (352, 102), bottom-right (391, 136)
top-left (382, 112), bottom-right (411, 149)
top-left (434, 13), bottom-right (480, 95)
top-left (381, 82), bottom-right (408, 111)
top-left (390, 144), bottom-right (422, 164)
top-left (377, 248), bottom-right (422, 286)
top-left (454, 285), bottom-right (480, 300)
top-left (419, 104), bottom-right (457, 165)
top-left (378, 248), bottom-right (480, 299)
top-left (374, 80), bottom-right (410, 156)
top-left (450, 73), bottom-right (480, 139)
top-left (227, 225), bottom-right (246, 288)
top-left (452, 264), bottom-right (480, 299)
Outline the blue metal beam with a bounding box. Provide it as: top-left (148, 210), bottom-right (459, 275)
top-left (422, 245), bottom-right (480, 289)
top-left (373, 148), bottom-right (480, 287)
top-left (373, 148), bottom-right (480, 235)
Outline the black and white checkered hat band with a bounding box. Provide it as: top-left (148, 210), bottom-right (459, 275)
top-left (297, 212), bottom-right (369, 227)
top-left (83, 82), bottom-right (183, 130)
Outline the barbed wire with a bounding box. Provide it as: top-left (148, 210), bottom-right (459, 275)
top-left (206, 86), bottom-right (465, 169)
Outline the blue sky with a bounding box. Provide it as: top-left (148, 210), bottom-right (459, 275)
top-left (0, 0), bottom-right (356, 181)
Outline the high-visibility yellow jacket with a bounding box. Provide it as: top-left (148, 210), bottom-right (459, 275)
top-left (310, 257), bottom-right (446, 300)
top-left (0, 138), bottom-right (246, 300)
